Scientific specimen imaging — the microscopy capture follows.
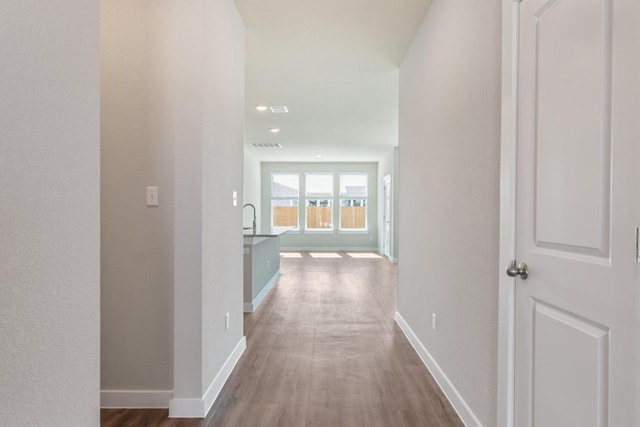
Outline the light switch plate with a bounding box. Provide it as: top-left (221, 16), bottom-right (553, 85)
top-left (232, 191), bottom-right (238, 207)
top-left (146, 186), bottom-right (159, 206)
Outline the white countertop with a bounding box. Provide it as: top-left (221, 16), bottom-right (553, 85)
top-left (243, 227), bottom-right (293, 246)
top-left (242, 226), bottom-right (293, 238)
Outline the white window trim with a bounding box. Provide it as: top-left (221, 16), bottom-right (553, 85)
top-left (270, 173), bottom-right (300, 231)
top-left (338, 173), bottom-right (368, 232)
top-left (304, 173), bottom-right (334, 232)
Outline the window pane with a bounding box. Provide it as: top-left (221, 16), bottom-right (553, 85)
top-left (305, 174), bottom-right (333, 197)
top-left (340, 199), bottom-right (367, 230)
top-left (272, 174), bottom-right (299, 197)
top-left (340, 174), bottom-right (367, 197)
top-left (306, 199), bottom-right (332, 229)
top-left (340, 199), bottom-right (367, 207)
top-left (272, 199), bottom-right (298, 228)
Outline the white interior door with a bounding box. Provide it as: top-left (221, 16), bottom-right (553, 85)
top-left (514, 0), bottom-right (639, 426)
top-left (383, 175), bottom-right (391, 258)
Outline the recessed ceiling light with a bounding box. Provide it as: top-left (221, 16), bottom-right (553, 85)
top-left (314, 155), bottom-right (324, 160)
top-left (255, 105), bottom-right (268, 112)
top-left (270, 128), bottom-right (281, 134)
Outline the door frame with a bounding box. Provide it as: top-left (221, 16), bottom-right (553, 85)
top-left (382, 174), bottom-right (392, 259)
top-left (498, 1), bottom-right (520, 426)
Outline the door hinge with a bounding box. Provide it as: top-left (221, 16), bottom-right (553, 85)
top-left (636, 227), bottom-right (640, 264)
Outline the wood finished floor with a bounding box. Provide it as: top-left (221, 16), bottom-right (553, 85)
top-left (101, 252), bottom-right (463, 427)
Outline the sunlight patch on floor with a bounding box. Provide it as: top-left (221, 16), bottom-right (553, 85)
top-left (347, 252), bottom-right (382, 259)
top-left (309, 252), bottom-right (342, 258)
top-left (281, 252), bottom-right (303, 258)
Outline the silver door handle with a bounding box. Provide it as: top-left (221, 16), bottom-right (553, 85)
top-left (506, 260), bottom-right (528, 280)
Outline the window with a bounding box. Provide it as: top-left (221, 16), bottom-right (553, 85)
top-left (271, 174), bottom-right (299, 229)
top-left (270, 171), bottom-right (370, 233)
top-left (339, 174), bottom-right (368, 230)
top-left (305, 174), bottom-right (333, 230)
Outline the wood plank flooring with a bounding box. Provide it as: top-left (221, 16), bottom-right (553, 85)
top-left (101, 252), bottom-right (463, 427)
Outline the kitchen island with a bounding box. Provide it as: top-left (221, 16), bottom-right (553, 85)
top-left (243, 227), bottom-right (292, 312)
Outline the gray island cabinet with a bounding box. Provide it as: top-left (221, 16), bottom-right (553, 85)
top-left (242, 227), bottom-right (291, 312)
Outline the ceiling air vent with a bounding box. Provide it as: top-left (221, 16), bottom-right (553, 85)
top-left (251, 143), bottom-right (282, 148)
top-left (269, 106), bottom-right (289, 113)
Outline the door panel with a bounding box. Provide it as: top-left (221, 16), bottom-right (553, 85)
top-left (532, 300), bottom-right (609, 427)
top-left (533, 0), bottom-right (611, 256)
top-left (514, 0), bottom-right (639, 425)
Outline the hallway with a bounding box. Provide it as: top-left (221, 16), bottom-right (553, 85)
top-left (101, 253), bottom-right (463, 426)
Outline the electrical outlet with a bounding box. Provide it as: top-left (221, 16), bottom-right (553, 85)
top-left (431, 313), bottom-right (438, 331)
top-left (225, 312), bottom-right (230, 331)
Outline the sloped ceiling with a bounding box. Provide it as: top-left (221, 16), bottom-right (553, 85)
top-left (235, 0), bottom-right (433, 162)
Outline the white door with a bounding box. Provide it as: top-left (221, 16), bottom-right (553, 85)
top-left (514, 0), bottom-right (639, 426)
top-left (383, 175), bottom-right (392, 259)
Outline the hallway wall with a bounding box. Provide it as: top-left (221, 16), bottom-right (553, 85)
top-left (1, 1), bottom-right (100, 425)
top-left (196, 0), bottom-right (245, 400)
top-left (397, 0), bottom-right (501, 425)
top-left (101, 0), bottom-right (174, 397)
top-left (101, 0), bottom-right (245, 414)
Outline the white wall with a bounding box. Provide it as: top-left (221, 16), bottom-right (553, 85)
top-left (199, 0), bottom-right (245, 398)
top-left (100, 0), bottom-right (245, 415)
top-left (397, 0), bottom-right (501, 425)
top-left (243, 152), bottom-right (262, 230)
top-left (101, 0), bottom-right (174, 397)
top-left (171, 0), bottom-right (245, 415)
top-left (0, 1), bottom-right (100, 425)
top-left (261, 162), bottom-right (378, 251)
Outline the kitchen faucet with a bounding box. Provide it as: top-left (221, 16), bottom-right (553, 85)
top-left (243, 203), bottom-right (256, 234)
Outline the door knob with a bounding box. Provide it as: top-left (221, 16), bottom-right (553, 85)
top-left (506, 260), bottom-right (528, 280)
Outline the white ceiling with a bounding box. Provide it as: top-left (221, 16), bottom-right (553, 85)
top-left (234, 0), bottom-right (433, 162)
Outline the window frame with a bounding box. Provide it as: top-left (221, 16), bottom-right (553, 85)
top-left (338, 173), bottom-right (368, 232)
top-left (304, 173), bottom-right (334, 231)
top-left (270, 173), bottom-right (300, 231)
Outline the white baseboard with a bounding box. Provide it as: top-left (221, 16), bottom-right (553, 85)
top-left (169, 336), bottom-right (246, 418)
top-left (394, 312), bottom-right (483, 427)
top-left (280, 246), bottom-right (378, 252)
top-left (244, 270), bottom-right (280, 313)
top-left (201, 336), bottom-right (246, 416)
top-left (100, 389), bottom-right (173, 409)
top-left (381, 252), bottom-right (398, 264)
